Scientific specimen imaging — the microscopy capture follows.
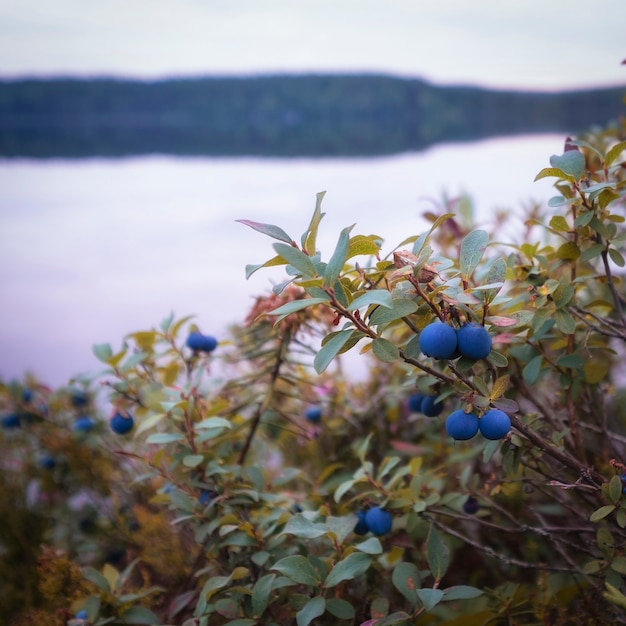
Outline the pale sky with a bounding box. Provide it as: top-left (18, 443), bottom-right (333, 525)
top-left (0, 0), bottom-right (624, 90)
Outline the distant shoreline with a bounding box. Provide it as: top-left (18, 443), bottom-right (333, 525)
top-left (0, 74), bottom-right (623, 158)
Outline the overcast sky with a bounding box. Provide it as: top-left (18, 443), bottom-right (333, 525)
top-left (0, 0), bottom-right (624, 90)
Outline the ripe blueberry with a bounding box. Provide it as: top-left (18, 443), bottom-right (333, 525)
top-left (421, 395), bottom-right (444, 417)
top-left (75, 610), bottom-right (88, 620)
top-left (1, 413), bottom-right (21, 429)
top-left (418, 321), bottom-right (458, 360)
top-left (186, 332), bottom-right (218, 353)
top-left (110, 411), bottom-right (134, 435)
top-left (365, 506), bottom-right (393, 535)
top-left (305, 406), bottom-right (322, 423)
top-left (463, 496), bottom-right (480, 514)
top-left (70, 389), bottom-right (89, 407)
top-left (479, 409), bottom-right (511, 440)
top-left (199, 489), bottom-right (216, 506)
top-left (74, 416), bottom-right (95, 432)
top-left (445, 409), bottom-right (479, 440)
top-left (456, 323), bottom-right (492, 360)
top-left (354, 510), bottom-right (369, 535)
top-left (39, 454), bottom-right (56, 470)
top-left (408, 393), bottom-right (425, 413)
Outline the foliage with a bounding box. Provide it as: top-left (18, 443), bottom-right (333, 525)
top-left (1, 109), bottom-right (626, 626)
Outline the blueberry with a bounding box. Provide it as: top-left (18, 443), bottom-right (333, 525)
top-left (418, 321), bottom-right (458, 359)
top-left (39, 454), bottom-right (56, 470)
top-left (199, 489), bottom-right (216, 506)
top-left (463, 496), bottom-right (480, 514)
top-left (456, 323), bottom-right (492, 360)
top-left (1, 413), bottom-right (21, 429)
top-left (22, 389), bottom-right (33, 403)
top-left (304, 406), bottom-right (322, 423)
top-left (408, 393), bottom-right (425, 413)
top-left (75, 609), bottom-right (88, 620)
top-left (445, 409), bottom-right (479, 440)
top-left (421, 396), bottom-right (444, 417)
top-left (73, 416), bottom-right (95, 432)
top-left (479, 409), bottom-right (511, 440)
top-left (365, 506), bottom-right (393, 536)
top-left (110, 411), bottom-right (134, 435)
top-left (354, 510), bottom-right (369, 535)
top-left (70, 389), bottom-right (89, 408)
top-left (186, 332), bottom-right (218, 353)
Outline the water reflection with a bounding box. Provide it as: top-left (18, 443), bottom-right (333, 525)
top-left (0, 135), bottom-right (565, 385)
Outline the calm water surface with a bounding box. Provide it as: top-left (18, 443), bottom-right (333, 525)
top-left (0, 135), bottom-right (564, 385)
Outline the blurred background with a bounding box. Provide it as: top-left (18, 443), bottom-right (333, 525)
top-left (0, 0), bottom-right (624, 386)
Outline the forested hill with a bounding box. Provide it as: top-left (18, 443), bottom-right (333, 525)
top-left (0, 74), bottom-right (623, 158)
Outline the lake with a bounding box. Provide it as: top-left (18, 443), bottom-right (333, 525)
top-left (0, 134), bottom-right (565, 386)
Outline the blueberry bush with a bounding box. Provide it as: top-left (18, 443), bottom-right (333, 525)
top-left (2, 112), bottom-right (626, 625)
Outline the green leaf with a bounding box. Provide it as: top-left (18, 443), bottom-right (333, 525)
top-left (549, 215), bottom-right (570, 232)
top-left (83, 567), bottom-right (111, 593)
top-left (534, 167), bottom-right (575, 183)
top-left (575, 211), bottom-right (595, 228)
top-left (252, 573), bottom-right (275, 619)
top-left (416, 588), bottom-right (444, 611)
top-left (326, 598), bottom-right (355, 619)
top-left (554, 309), bottom-right (576, 334)
top-left (392, 562), bottom-right (420, 605)
top-left (334, 479), bottom-right (355, 503)
top-left (271, 556), bottom-right (321, 586)
top-left (245, 255), bottom-right (286, 279)
top-left (296, 597), bottom-right (326, 626)
top-left (442, 585), bottom-right (483, 601)
top-left (237, 219), bottom-right (294, 244)
top-left (346, 234), bottom-right (382, 259)
top-left (347, 289), bottom-right (393, 311)
top-left (556, 354), bottom-right (584, 370)
top-left (325, 515), bottom-right (359, 544)
top-left (369, 298), bottom-right (418, 325)
top-left (314, 329), bottom-right (357, 374)
top-left (195, 417), bottom-right (233, 430)
top-left (605, 583), bottom-right (626, 610)
top-left (182, 454), bottom-right (205, 468)
top-left (609, 248), bottom-right (626, 267)
top-left (611, 556), bottom-right (626, 575)
top-left (605, 140), bottom-right (626, 167)
top-left (302, 190), bottom-right (326, 255)
top-left (609, 476), bottom-right (623, 504)
top-left (372, 338), bottom-right (400, 363)
top-left (590, 505), bottom-right (616, 522)
top-left (460, 230), bottom-right (489, 279)
top-left (377, 611), bottom-right (413, 625)
top-left (268, 297), bottom-right (330, 324)
top-left (355, 537), bottom-right (383, 554)
top-left (324, 553), bottom-right (372, 588)
top-left (523, 355), bottom-right (542, 385)
top-left (426, 525), bottom-right (449, 581)
top-left (490, 375), bottom-right (509, 401)
top-left (549, 151), bottom-right (586, 179)
top-left (120, 606), bottom-right (161, 625)
top-left (273, 242), bottom-right (317, 277)
top-left (281, 514), bottom-right (328, 539)
top-left (480, 257), bottom-right (507, 303)
top-left (325, 224), bottom-right (355, 286)
top-left (556, 242), bottom-right (580, 260)
top-left (412, 213), bottom-right (455, 254)
top-left (145, 433), bottom-right (185, 444)
top-left (93, 342), bottom-right (113, 363)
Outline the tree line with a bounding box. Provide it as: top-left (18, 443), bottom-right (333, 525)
top-left (0, 74), bottom-right (623, 158)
